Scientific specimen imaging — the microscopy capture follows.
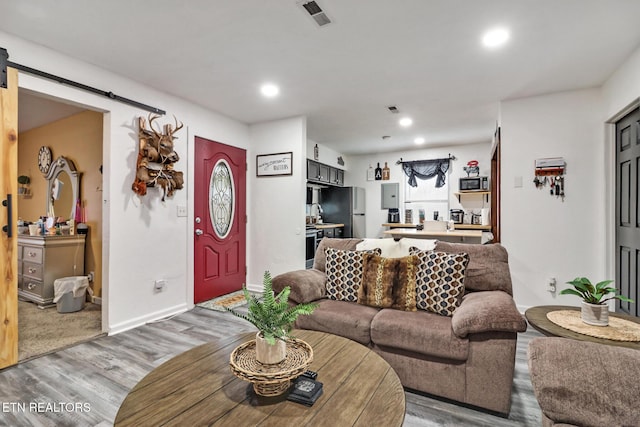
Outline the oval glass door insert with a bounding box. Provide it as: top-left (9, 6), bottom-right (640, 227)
top-left (209, 159), bottom-right (235, 239)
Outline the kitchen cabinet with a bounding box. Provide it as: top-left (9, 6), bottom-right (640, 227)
top-left (321, 227), bottom-right (343, 238)
top-left (18, 235), bottom-right (85, 308)
top-left (314, 224), bottom-right (345, 239)
top-left (307, 159), bottom-right (344, 186)
top-left (307, 160), bottom-right (321, 181)
top-left (330, 168), bottom-right (344, 186)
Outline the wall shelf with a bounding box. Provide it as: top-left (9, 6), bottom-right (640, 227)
top-left (455, 191), bottom-right (490, 203)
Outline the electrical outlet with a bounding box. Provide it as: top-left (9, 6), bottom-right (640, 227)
top-left (154, 279), bottom-right (167, 292)
top-left (547, 277), bottom-right (556, 293)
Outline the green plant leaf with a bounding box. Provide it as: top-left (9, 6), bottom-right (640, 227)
top-left (562, 277), bottom-right (634, 305)
top-left (226, 271), bottom-right (318, 342)
top-left (559, 289), bottom-right (584, 298)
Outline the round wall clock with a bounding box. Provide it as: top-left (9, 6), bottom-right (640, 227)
top-left (38, 146), bottom-right (52, 174)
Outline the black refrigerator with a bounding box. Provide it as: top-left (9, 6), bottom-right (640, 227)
top-left (320, 187), bottom-right (366, 238)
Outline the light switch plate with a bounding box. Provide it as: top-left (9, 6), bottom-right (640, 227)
top-left (514, 176), bottom-right (523, 188)
top-left (177, 205), bottom-right (187, 217)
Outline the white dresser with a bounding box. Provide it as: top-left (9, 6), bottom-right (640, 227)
top-left (18, 235), bottom-right (86, 308)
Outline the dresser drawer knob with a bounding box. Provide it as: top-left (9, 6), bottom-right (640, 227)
top-left (27, 283), bottom-right (36, 290)
top-left (28, 251), bottom-right (37, 257)
top-left (28, 267), bottom-right (37, 274)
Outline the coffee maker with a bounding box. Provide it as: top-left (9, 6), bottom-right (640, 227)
top-left (450, 209), bottom-right (464, 224)
top-left (387, 208), bottom-right (400, 223)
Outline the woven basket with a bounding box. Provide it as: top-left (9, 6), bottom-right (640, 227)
top-left (229, 337), bottom-right (313, 396)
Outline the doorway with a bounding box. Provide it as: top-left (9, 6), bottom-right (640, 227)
top-left (193, 136), bottom-right (246, 302)
top-left (16, 91), bottom-right (104, 361)
top-left (615, 107), bottom-right (639, 316)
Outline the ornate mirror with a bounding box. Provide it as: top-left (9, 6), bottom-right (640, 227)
top-left (45, 156), bottom-right (81, 220)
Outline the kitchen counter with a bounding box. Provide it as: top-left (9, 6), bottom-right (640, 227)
top-left (383, 228), bottom-right (483, 244)
top-left (382, 223), bottom-right (491, 231)
top-left (309, 223), bottom-right (344, 229)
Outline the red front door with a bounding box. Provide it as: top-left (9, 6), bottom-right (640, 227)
top-left (194, 136), bottom-right (246, 303)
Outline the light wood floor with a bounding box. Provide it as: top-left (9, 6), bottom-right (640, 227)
top-left (0, 307), bottom-right (543, 426)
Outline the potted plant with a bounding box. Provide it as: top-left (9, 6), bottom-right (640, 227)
top-left (227, 271), bottom-right (317, 364)
top-left (560, 277), bottom-right (634, 326)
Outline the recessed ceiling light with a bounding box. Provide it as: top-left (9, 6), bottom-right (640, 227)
top-left (482, 27), bottom-right (510, 48)
top-left (260, 83), bottom-right (280, 97)
top-left (399, 117), bottom-right (413, 127)
top-left (414, 137), bottom-right (425, 145)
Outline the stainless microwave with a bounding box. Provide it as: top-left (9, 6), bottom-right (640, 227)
top-left (459, 176), bottom-right (489, 192)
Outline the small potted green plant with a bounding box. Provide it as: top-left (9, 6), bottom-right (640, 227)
top-left (560, 277), bottom-right (634, 326)
top-left (227, 271), bottom-right (317, 364)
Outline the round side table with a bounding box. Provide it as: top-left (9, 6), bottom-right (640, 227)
top-left (525, 305), bottom-right (640, 350)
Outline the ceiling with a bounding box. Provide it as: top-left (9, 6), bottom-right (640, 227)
top-left (3, 0), bottom-right (640, 154)
top-left (18, 90), bottom-right (85, 133)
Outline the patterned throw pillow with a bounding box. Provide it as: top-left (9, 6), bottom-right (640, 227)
top-left (410, 247), bottom-right (469, 316)
top-left (358, 253), bottom-right (419, 311)
top-left (325, 247), bottom-right (381, 302)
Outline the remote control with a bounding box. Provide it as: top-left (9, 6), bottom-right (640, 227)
top-left (301, 370), bottom-right (318, 380)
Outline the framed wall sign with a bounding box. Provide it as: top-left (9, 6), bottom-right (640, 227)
top-left (256, 152), bottom-right (293, 177)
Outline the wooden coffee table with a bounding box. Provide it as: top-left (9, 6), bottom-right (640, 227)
top-left (114, 330), bottom-right (405, 426)
top-left (525, 305), bottom-right (640, 350)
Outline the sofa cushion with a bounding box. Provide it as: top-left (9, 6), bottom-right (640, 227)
top-left (313, 238), bottom-right (363, 272)
top-left (271, 269), bottom-right (326, 304)
top-left (451, 290), bottom-right (527, 337)
top-left (356, 237), bottom-right (436, 258)
top-left (434, 242), bottom-right (513, 295)
top-left (528, 337), bottom-right (640, 427)
top-left (295, 299), bottom-right (380, 345)
top-left (410, 248), bottom-right (469, 316)
top-left (371, 308), bottom-right (469, 360)
top-left (325, 247), bottom-right (381, 302)
top-left (358, 253), bottom-right (419, 311)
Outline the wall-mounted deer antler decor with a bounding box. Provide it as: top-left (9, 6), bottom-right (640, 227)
top-left (132, 114), bottom-right (184, 201)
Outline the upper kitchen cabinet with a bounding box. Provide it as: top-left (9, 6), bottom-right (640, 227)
top-left (330, 167), bottom-right (344, 186)
top-left (307, 159), bottom-right (343, 186)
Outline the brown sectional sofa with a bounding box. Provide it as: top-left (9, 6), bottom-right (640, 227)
top-left (272, 238), bottom-right (528, 414)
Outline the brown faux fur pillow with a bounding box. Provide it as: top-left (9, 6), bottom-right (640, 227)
top-left (358, 253), bottom-right (419, 311)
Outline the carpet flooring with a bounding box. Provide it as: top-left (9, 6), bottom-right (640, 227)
top-left (18, 300), bottom-right (104, 362)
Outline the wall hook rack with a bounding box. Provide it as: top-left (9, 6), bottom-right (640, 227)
top-left (533, 157), bottom-right (566, 200)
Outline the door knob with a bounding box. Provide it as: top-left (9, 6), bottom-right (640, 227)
top-left (195, 229), bottom-right (203, 236)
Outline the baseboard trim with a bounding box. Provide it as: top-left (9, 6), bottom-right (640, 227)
top-left (246, 283), bottom-right (262, 293)
top-left (91, 296), bottom-right (102, 305)
top-left (108, 303), bottom-right (189, 335)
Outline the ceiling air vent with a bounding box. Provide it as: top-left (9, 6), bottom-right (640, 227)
top-left (387, 106), bottom-right (399, 114)
top-left (301, 1), bottom-right (332, 27)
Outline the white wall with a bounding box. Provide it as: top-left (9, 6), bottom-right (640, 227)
top-left (248, 117), bottom-right (307, 284)
top-left (346, 142), bottom-right (491, 238)
top-left (307, 139), bottom-right (347, 170)
top-left (602, 46), bottom-right (640, 119)
top-left (1, 31), bottom-right (252, 333)
top-left (500, 88), bottom-right (605, 310)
